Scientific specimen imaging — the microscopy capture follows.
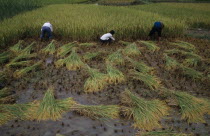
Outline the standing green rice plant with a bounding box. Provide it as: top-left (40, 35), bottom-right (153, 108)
top-left (83, 52), bottom-right (100, 61)
top-left (138, 41), bottom-right (160, 52)
top-left (170, 41), bottom-right (195, 51)
top-left (84, 66), bottom-right (107, 93)
top-left (64, 47), bottom-right (84, 70)
top-left (173, 91), bottom-right (210, 123)
top-left (126, 57), bottom-right (154, 74)
top-left (0, 88), bottom-right (12, 99)
top-left (123, 43), bottom-right (141, 56)
top-left (129, 70), bottom-right (161, 90)
top-left (105, 64), bottom-right (125, 85)
top-left (73, 104), bottom-right (119, 120)
top-left (163, 53), bottom-right (180, 70)
top-left (13, 61), bottom-right (42, 78)
top-left (0, 51), bottom-right (11, 64)
top-left (57, 42), bottom-right (76, 57)
top-left (106, 49), bottom-right (124, 65)
top-left (180, 66), bottom-right (203, 80)
top-left (21, 42), bottom-right (35, 55)
top-left (41, 40), bottom-right (56, 55)
top-left (9, 40), bottom-right (23, 54)
top-left (121, 90), bottom-right (169, 130)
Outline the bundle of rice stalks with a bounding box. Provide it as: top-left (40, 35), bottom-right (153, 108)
top-left (180, 66), bottom-right (203, 80)
top-left (173, 91), bottom-right (210, 123)
top-left (57, 42), bottom-right (76, 57)
top-left (121, 90), bottom-right (169, 130)
top-left (0, 71), bottom-right (6, 83)
top-left (170, 41), bottom-right (195, 51)
top-left (83, 52), bottom-right (100, 61)
top-left (138, 41), bottom-right (160, 52)
top-left (84, 66), bottom-right (107, 93)
top-left (0, 95), bottom-right (16, 104)
top-left (183, 58), bottom-right (200, 67)
top-left (64, 47), bottom-right (84, 70)
top-left (126, 57), bottom-right (154, 74)
top-left (73, 104), bottom-right (119, 120)
top-left (164, 49), bottom-right (182, 55)
top-left (139, 129), bottom-right (192, 136)
top-left (0, 112), bottom-right (13, 126)
top-left (21, 42), bottom-right (35, 55)
top-left (6, 60), bottom-right (33, 69)
top-left (0, 88), bottom-right (12, 99)
top-left (13, 61), bottom-right (42, 78)
top-left (55, 59), bottom-right (65, 68)
top-left (9, 40), bottom-right (23, 54)
top-left (106, 49), bottom-right (124, 65)
top-left (105, 64), bottom-right (125, 84)
top-left (0, 51), bottom-right (11, 64)
top-left (129, 70), bottom-right (161, 90)
top-left (119, 40), bottom-right (132, 46)
top-left (79, 42), bottom-right (96, 47)
top-left (123, 43), bottom-right (141, 56)
top-left (41, 40), bottom-right (56, 55)
top-left (163, 53), bottom-right (180, 70)
top-left (10, 53), bottom-right (37, 63)
top-left (35, 88), bottom-right (76, 121)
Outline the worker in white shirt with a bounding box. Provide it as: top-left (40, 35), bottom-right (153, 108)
top-left (40, 21), bottom-right (53, 41)
top-left (100, 30), bottom-right (115, 44)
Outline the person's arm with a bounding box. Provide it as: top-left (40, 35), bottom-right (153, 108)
top-left (110, 36), bottom-right (115, 40)
top-left (50, 24), bottom-right (53, 32)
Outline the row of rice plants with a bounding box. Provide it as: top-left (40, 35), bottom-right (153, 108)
top-left (0, 4), bottom-right (186, 46)
top-left (98, 0), bottom-right (136, 5)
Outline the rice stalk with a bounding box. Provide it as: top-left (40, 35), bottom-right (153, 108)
top-left (105, 64), bottom-right (125, 85)
top-left (21, 42), bottom-right (35, 55)
top-left (106, 49), bottom-right (124, 65)
top-left (119, 40), bottom-right (132, 46)
top-left (79, 42), bottom-right (96, 47)
top-left (173, 91), bottom-right (210, 123)
top-left (163, 53), bottom-right (180, 70)
top-left (73, 104), bottom-right (119, 120)
top-left (121, 90), bottom-right (169, 130)
top-left (139, 129), bottom-right (192, 136)
top-left (0, 87), bottom-right (12, 99)
top-left (164, 49), bottom-right (183, 55)
top-left (10, 53), bottom-right (37, 63)
top-left (129, 70), bottom-right (161, 90)
top-left (138, 41), bottom-right (160, 52)
top-left (9, 40), bottom-right (23, 53)
top-left (126, 57), bottom-right (154, 74)
top-left (84, 66), bottom-right (107, 93)
top-left (83, 52), bottom-right (100, 61)
top-left (0, 51), bottom-right (11, 64)
top-left (183, 58), bottom-right (200, 67)
top-left (41, 40), bottom-right (56, 55)
top-left (6, 60), bottom-right (33, 69)
top-left (180, 66), bottom-right (203, 80)
top-left (55, 59), bottom-right (65, 68)
top-left (57, 42), bottom-right (76, 57)
top-left (13, 61), bottom-right (42, 78)
top-left (0, 95), bottom-right (15, 104)
top-left (123, 43), bottom-right (141, 56)
top-left (170, 41), bottom-right (195, 51)
top-left (64, 47), bottom-right (84, 70)
top-left (0, 112), bottom-right (13, 126)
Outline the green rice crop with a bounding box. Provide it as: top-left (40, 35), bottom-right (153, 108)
top-left (173, 91), bottom-right (210, 123)
top-left (57, 42), bottom-right (76, 57)
top-left (9, 40), bottom-right (23, 54)
top-left (83, 52), bottom-right (100, 61)
top-left (41, 40), bottom-right (56, 55)
top-left (163, 53), bottom-right (180, 70)
top-left (106, 49), bottom-right (124, 65)
top-left (129, 70), bottom-right (161, 90)
top-left (99, 0), bottom-right (135, 5)
top-left (121, 90), bottom-right (169, 130)
top-left (122, 43), bottom-right (141, 57)
top-left (138, 41), bottom-right (160, 52)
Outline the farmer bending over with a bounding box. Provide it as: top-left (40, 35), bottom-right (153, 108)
top-left (148, 22), bottom-right (164, 41)
top-left (40, 21), bottom-right (53, 41)
top-left (100, 30), bottom-right (115, 44)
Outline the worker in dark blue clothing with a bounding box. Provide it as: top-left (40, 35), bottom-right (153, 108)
top-left (148, 22), bottom-right (164, 41)
top-left (40, 22), bottom-right (53, 41)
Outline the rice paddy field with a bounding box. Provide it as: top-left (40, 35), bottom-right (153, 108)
top-left (0, 1), bottom-right (210, 136)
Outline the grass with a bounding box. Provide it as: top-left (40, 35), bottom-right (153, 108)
top-left (138, 41), bottom-right (160, 52)
top-left (121, 90), bottom-right (169, 130)
top-left (105, 64), bottom-right (125, 85)
top-left (9, 40), bottom-right (23, 54)
top-left (13, 61), bottom-right (42, 78)
top-left (122, 43), bottom-right (141, 57)
top-left (170, 41), bottom-right (195, 51)
top-left (106, 49), bottom-right (124, 65)
top-left (163, 53), bottom-right (180, 70)
top-left (0, 88), bottom-right (12, 99)
top-left (129, 70), bottom-right (161, 90)
top-left (84, 66), bottom-right (107, 93)
top-left (83, 52), bottom-right (100, 61)
top-left (41, 40), bottom-right (56, 55)
top-left (173, 91), bottom-right (210, 123)
top-left (57, 42), bottom-right (76, 57)
top-left (126, 57), bottom-right (154, 74)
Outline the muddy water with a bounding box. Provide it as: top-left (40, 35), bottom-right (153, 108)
top-left (0, 39), bottom-right (210, 136)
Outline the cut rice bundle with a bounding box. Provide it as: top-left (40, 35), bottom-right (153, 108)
top-left (123, 43), bottom-right (141, 56)
top-left (106, 49), bottom-right (124, 65)
top-left (0, 112), bottom-right (13, 126)
top-left (105, 64), bottom-right (125, 84)
top-left (79, 42), bottom-right (96, 47)
top-left (119, 40), bottom-right (132, 46)
top-left (121, 90), bottom-right (169, 130)
top-left (21, 42), bottom-right (35, 55)
top-left (138, 41), bottom-right (160, 52)
top-left (55, 59), bottom-right (65, 68)
top-left (0, 88), bottom-right (12, 99)
top-left (163, 53), bottom-right (180, 70)
top-left (170, 41), bottom-right (195, 51)
top-left (0, 51), bottom-right (11, 64)
top-left (180, 66), bottom-right (203, 80)
top-left (9, 40), bottom-right (23, 54)
top-left (6, 60), bottom-right (33, 69)
top-left (129, 70), bottom-right (161, 90)
top-left (41, 40), bottom-right (56, 55)
top-left (10, 53), bottom-right (37, 63)
top-left (83, 52), bottom-right (100, 61)
top-left (57, 42), bottom-right (76, 57)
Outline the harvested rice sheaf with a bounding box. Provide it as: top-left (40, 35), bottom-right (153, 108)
top-left (79, 42), bottom-right (96, 47)
top-left (84, 66), bottom-right (107, 93)
top-left (0, 112), bottom-right (13, 126)
top-left (0, 95), bottom-right (16, 104)
top-left (21, 42), bottom-right (35, 55)
top-left (9, 40), bottom-right (23, 54)
top-left (180, 66), bottom-right (203, 80)
top-left (83, 52), bottom-right (100, 61)
top-left (106, 49), bottom-right (124, 65)
top-left (173, 91), bottom-right (210, 123)
top-left (119, 40), bottom-right (132, 46)
top-left (41, 40), bottom-right (56, 55)
top-left (129, 70), bottom-right (161, 90)
top-left (57, 42), bottom-right (76, 57)
top-left (170, 41), bottom-right (195, 51)
top-left (105, 64), bottom-right (125, 84)
top-left (123, 43), bottom-right (141, 56)
top-left (0, 51), bottom-right (11, 64)
top-left (138, 40), bottom-right (160, 52)
top-left (10, 53), bottom-right (37, 63)
top-left (6, 60), bottom-right (33, 69)
top-left (73, 104), bottom-right (119, 120)
top-left (121, 90), bottom-right (169, 130)
top-left (0, 88), bottom-right (12, 99)
top-left (163, 53), bottom-right (180, 70)
top-left (55, 59), bottom-right (65, 68)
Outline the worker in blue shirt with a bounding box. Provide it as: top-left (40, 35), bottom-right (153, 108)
top-left (148, 22), bottom-right (164, 41)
